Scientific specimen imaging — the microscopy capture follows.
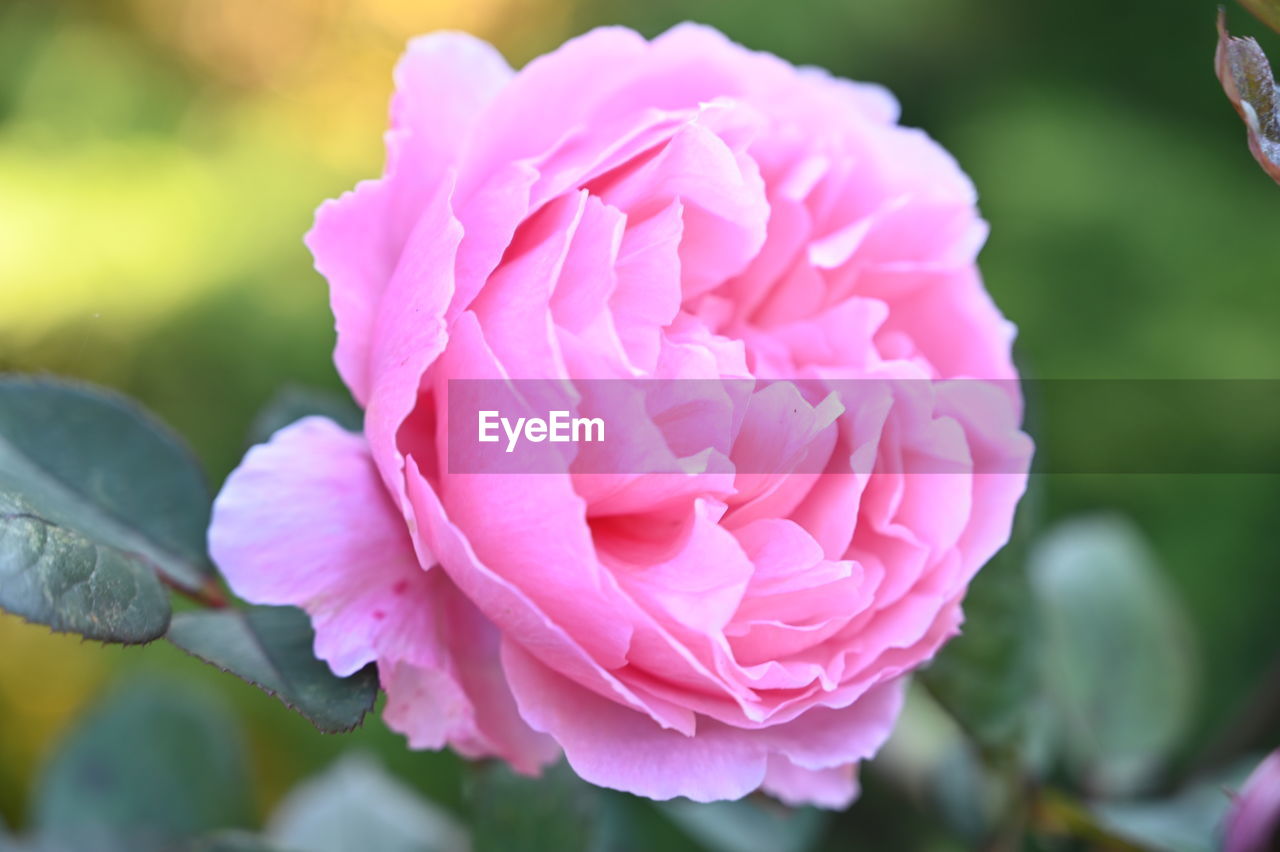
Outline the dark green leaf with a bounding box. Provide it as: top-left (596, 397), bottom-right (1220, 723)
top-left (1029, 515), bottom-right (1198, 795)
top-left (594, 794), bottom-right (709, 852)
top-left (190, 832), bottom-right (288, 852)
top-left (0, 493), bottom-right (170, 642)
top-left (467, 764), bottom-right (704, 852)
top-left (660, 799), bottom-right (827, 852)
top-left (469, 762), bottom-right (598, 852)
top-left (0, 814), bottom-right (20, 852)
top-left (0, 376), bottom-right (215, 593)
top-left (919, 493), bottom-right (1040, 753)
top-left (928, 742), bottom-right (1004, 844)
top-left (269, 754), bottom-right (466, 852)
top-left (874, 684), bottom-right (1008, 843)
top-left (32, 677), bottom-right (253, 852)
top-left (1092, 759), bottom-right (1255, 852)
top-left (248, 385), bottom-right (362, 445)
top-left (166, 605), bottom-right (378, 733)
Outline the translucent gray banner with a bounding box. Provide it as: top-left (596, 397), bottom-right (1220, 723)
top-left (443, 379), bottom-right (1280, 475)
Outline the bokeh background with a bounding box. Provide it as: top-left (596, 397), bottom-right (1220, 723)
top-left (1, 0), bottom-right (1277, 848)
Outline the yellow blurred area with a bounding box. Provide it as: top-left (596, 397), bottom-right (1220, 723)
top-left (128, 0), bottom-right (565, 89)
top-left (0, 0), bottom-right (565, 339)
top-left (1, 139), bottom-right (231, 335)
top-left (0, 615), bottom-right (112, 802)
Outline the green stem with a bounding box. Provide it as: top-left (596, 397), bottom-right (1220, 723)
top-left (1031, 789), bottom-right (1147, 851)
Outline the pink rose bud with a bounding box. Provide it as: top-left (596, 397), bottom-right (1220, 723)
top-left (209, 25), bottom-right (1031, 807)
top-left (1225, 751), bottom-right (1280, 852)
top-left (1216, 10), bottom-right (1280, 185)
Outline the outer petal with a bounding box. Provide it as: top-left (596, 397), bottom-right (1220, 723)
top-left (503, 641), bottom-right (766, 802)
top-left (652, 23), bottom-right (899, 128)
top-left (305, 33), bottom-right (511, 404)
top-left (391, 33), bottom-right (514, 204)
top-left (208, 417), bottom-right (555, 771)
top-left (364, 177), bottom-right (463, 497)
top-left (209, 417), bottom-right (425, 676)
top-left (380, 567), bottom-right (561, 774)
top-left (874, 267), bottom-right (1018, 382)
top-left (457, 27), bottom-right (651, 198)
top-left (503, 640), bottom-right (905, 806)
top-left (761, 757), bottom-right (859, 810)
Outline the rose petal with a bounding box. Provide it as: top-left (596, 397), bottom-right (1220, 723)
top-left (306, 33), bottom-right (511, 403)
top-left (504, 641), bottom-right (904, 804)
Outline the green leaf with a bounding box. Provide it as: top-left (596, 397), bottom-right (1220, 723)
top-left (469, 762), bottom-right (599, 852)
top-left (1092, 759), bottom-right (1255, 852)
top-left (1029, 515), bottom-right (1198, 795)
top-left (0, 493), bottom-right (170, 643)
top-left (269, 754), bottom-right (466, 852)
top-left (32, 677), bottom-right (253, 852)
top-left (190, 833), bottom-right (288, 852)
top-left (659, 799), bottom-right (828, 852)
top-left (469, 763), bottom-right (711, 852)
top-left (248, 385), bottom-right (362, 446)
top-left (928, 741), bottom-right (1004, 843)
top-left (0, 376), bottom-right (215, 594)
top-left (0, 814), bottom-right (20, 852)
top-left (919, 494), bottom-right (1040, 753)
top-left (875, 684), bottom-right (1010, 843)
top-left (166, 605), bottom-right (378, 733)
top-left (594, 794), bottom-right (709, 852)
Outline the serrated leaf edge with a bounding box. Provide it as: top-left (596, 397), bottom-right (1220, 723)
top-left (165, 610), bottom-right (379, 734)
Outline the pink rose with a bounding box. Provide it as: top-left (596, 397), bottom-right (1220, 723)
top-left (209, 24), bottom-right (1031, 807)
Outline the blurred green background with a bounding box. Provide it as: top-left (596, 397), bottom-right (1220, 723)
top-left (1, 0), bottom-right (1277, 848)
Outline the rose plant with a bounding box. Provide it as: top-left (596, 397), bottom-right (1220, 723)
top-left (6, 17), bottom-right (1270, 852)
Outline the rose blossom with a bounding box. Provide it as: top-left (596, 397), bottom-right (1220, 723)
top-left (209, 24), bottom-right (1032, 807)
